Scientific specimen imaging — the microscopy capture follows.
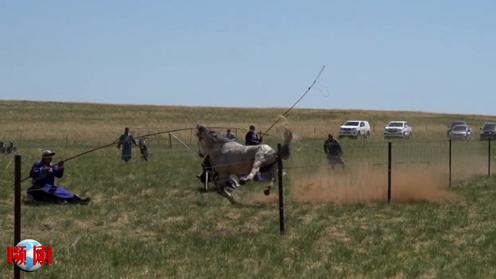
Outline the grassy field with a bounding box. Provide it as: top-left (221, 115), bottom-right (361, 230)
top-left (1, 100), bottom-right (496, 278)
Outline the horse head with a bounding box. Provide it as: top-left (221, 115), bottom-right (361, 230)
top-left (196, 124), bottom-right (230, 156)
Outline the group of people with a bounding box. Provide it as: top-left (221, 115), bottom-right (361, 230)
top-left (222, 125), bottom-right (263, 145)
top-left (27, 125), bottom-right (344, 205)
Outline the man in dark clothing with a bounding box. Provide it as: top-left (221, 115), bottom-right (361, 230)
top-left (245, 125), bottom-right (262, 146)
top-left (324, 134), bottom-right (345, 169)
top-left (117, 127), bottom-right (138, 162)
top-left (27, 150), bottom-right (90, 204)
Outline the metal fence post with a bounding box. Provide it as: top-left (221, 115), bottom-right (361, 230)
top-left (277, 144), bottom-right (285, 234)
top-left (388, 142), bottom-right (392, 203)
top-left (14, 155), bottom-right (21, 279)
top-left (449, 139), bottom-right (452, 188)
top-left (168, 133), bottom-right (172, 149)
top-left (489, 138), bottom-right (492, 177)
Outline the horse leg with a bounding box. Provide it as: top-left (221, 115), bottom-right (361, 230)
top-left (263, 165), bottom-right (277, 195)
top-left (240, 161), bottom-right (262, 184)
top-left (214, 172), bottom-right (237, 202)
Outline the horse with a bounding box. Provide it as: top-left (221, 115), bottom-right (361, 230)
top-left (196, 124), bottom-right (292, 201)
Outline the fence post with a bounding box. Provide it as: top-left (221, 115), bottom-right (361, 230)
top-left (168, 133), bottom-right (172, 149)
top-left (449, 139), bottom-right (452, 188)
top-left (489, 138), bottom-right (492, 177)
top-left (388, 142), bottom-right (392, 204)
top-left (14, 155), bottom-right (21, 279)
top-left (277, 144), bottom-right (285, 234)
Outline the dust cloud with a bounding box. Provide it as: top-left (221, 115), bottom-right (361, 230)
top-left (290, 165), bottom-right (459, 204)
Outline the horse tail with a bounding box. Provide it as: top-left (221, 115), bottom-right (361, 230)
top-left (279, 128), bottom-right (293, 160)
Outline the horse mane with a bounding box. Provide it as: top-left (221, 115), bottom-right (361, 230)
top-left (197, 125), bottom-right (230, 145)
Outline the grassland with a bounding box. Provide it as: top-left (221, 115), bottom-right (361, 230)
top-left (0, 100), bottom-right (496, 278)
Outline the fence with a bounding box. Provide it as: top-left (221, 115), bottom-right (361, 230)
top-left (282, 138), bottom-right (494, 204)
top-left (6, 137), bottom-right (495, 277)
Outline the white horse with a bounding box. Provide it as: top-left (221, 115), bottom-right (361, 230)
top-left (196, 124), bottom-right (292, 201)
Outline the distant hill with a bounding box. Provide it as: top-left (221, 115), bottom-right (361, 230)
top-left (1, 100), bottom-right (495, 142)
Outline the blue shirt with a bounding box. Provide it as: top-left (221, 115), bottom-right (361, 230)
top-left (30, 161), bottom-right (64, 188)
top-left (245, 131), bottom-right (261, 145)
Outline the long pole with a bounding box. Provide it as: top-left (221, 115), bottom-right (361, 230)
top-left (449, 140), bottom-right (452, 188)
top-left (262, 65), bottom-right (326, 137)
top-left (14, 155), bottom-right (21, 279)
top-left (277, 144), bottom-right (285, 234)
top-left (388, 142), bottom-right (392, 203)
top-left (170, 132), bottom-right (193, 152)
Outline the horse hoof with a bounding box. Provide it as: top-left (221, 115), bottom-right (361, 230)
top-left (218, 187), bottom-right (236, 203)
top-left (239, 176), bottom-right (249, 185)
top-left (264, 187), bottom-right (271, 196)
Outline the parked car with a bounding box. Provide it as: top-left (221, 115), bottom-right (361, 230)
top-left (339, 120), bottom-right (371, 138)
top-left (480, 122), bottom-right (496, 140)
top-left (384, 121), bottom-right (412, 139)
top-left (448, 125), bottom-right (472, 140)
top-left (447, 121), bottom-right (469, 136)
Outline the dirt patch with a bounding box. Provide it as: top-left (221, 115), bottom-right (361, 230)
top-left (245, 191), bottom-right (279, 204)
top-left (291, 165), bottom-right (459, 204)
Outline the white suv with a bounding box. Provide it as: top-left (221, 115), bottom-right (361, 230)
top-left (339, 120), bottom-right (371, 138)
top-left (384, 121), bottom-right (412, 139)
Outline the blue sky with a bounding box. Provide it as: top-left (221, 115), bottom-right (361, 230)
top-left (1, 1), bottom-right (495, 115)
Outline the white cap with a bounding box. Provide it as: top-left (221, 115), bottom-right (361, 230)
top-left (41, 150), bottom-right (55, 158)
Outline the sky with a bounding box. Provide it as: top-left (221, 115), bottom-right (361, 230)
top-left (1, 1), bottom-right (495, 115)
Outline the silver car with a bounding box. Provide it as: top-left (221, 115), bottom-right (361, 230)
top-left (384, 121), bottom-right (412, 139)
top-left (449, 125), bottom-right (472, 140)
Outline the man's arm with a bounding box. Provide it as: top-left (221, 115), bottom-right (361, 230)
top-left (53, 161), bottom-right (64, 178)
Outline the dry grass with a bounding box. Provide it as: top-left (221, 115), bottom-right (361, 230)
top-left (1, 100), bottom-right (496, 278)
top-left (1, 100), bottom-right (495, 143)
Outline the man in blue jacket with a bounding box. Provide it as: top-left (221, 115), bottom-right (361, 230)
top-left (245, 125), bottom-right (262, 146)
top-left (27, 150), bottom-right (90, 204)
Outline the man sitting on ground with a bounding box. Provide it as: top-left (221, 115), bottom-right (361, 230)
top-left (27, 150), bottom-right (90, 204)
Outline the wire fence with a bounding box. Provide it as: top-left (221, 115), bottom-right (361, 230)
top-left (1, 131), bottom-right (494, 202)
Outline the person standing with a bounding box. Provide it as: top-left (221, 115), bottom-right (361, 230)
top-left (117, 127), bottom-right (137, 162)
top-left (245, 125), bottom-right (262, 146)
top-left (324, 134), bottom-right (345, 169)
